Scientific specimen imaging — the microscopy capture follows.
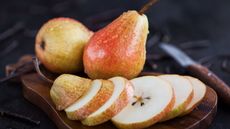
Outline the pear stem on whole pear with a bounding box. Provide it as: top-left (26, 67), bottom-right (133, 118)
top-left (139, 0), bottom-right (158, 15)
top-left (32, 57), bottom-right (54, 84)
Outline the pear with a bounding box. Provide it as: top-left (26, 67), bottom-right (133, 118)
top-left (81, 77), bottom-right (134, 126)
top-left (83, 10), bottom-right (149, 79)
top-left (65, 80), bottom-right (114, 120)
top-left (159, 75), bottom-right (194, 121)
top-left (36, 17), bottom-right (93, 73)
top-left (112, 76), bottom-right (175, 129)
top-left (50, 74), bottom-right (92, 110)
top-left (180, 76), bottom-right (207, 116)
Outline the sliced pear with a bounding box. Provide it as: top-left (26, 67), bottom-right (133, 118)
top-left (111, 76), bottom-right (175, 129)
top-left (50, 74), bottom-right (92, 110)
top-left (65, 80), bottom-right (114, 120)
top-left (180, 76), bottom-right (207, 116)
top-left (159, 75), bottom-right (193, 121)
top-left (81, 77), bottom-right (134, 126)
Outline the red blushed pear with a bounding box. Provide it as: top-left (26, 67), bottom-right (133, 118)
top-left (35, 17), bottom-right (93, 73)
top-left (83, 10), bottom-right (149, 79)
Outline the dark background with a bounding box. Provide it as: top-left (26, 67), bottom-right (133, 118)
top-left (0, 0), bottom-right (230, 129)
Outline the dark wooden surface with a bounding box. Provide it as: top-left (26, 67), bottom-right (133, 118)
top-left (0, 0), bottom-right (230, 129)
top-left (21, 73), bottom-right (217, 129)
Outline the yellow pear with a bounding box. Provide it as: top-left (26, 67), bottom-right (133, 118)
top-left (36, 17), bottom-right (93, 73)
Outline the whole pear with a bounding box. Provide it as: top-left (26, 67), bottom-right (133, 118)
top-left (35, 17), bottom-right (93, 73)
top-left (83, 11), bottom-right (149, 79)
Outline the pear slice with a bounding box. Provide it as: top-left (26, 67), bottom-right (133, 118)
top-left (159, 75), bottom-right (193, 121)
top-left (180, 76), bottom-right (207, 116)
top-left (50, 74), bottom-right (92, 110)
top-left (65, 80), bottom-right (114, 120)
top-left (111, 76), bottom-right (175, 129)
top-left (81, 77), bottom-right (134, 126)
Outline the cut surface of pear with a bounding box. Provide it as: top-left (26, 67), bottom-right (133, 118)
top-left (50, 74), bottom-right (92, 110)
top-left (180, 76), bottom-right (207, 115)
top-left (112, 76), bottom-right (175, 129)
top-left (65, 80), bottom-right (114, 120)
top-left (83, 10), bottom-right (149, 79)
top-left (81, 77), bottom-right (134, 126)
top-left (159, 75), bottom-right (193, 121)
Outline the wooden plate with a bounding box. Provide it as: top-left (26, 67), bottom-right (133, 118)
top-left (21, 73), bottom-right (217, 129)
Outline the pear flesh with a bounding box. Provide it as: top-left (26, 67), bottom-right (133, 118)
top-left (50, 73), bottom-right (206, 128)
top-left (180, 76), bottom-right (207, 116)
top-left (65, 80), bottom-right (102, 120)
top-left (65, 80), bottom-right (114, 120)
top-left (82, 77), bottom-right (134, 126)
top-left (112, 76), bottom-right (175, 129)
top-left (159, 75), bottom-right (194, 121)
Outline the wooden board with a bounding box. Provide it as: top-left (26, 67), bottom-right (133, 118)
top-left (21, 73), bottom-right (217, 129)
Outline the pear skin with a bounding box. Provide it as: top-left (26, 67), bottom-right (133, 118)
top-left (180, 76), bottom-right (207, 116)
top-left (36, 17), bottom-right (93, 73)
top-left (81, 77), bottom-right (134, 126)
top-left (159, 75), bottom-right (194, 122)
top-left (65, 80), bottom-right (114, 120)
top-left (112, 76), bottom-right (175, 129)
top-left (50, 74), bottom-right (92, 110)
top-left (83, 11), bottom-right (149, 79)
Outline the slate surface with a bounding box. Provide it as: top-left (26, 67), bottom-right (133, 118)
top-left (0, 0), bottom-right (230, 129)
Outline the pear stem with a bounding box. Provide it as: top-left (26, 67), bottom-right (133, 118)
top-left (139, 0), bottom-right (158, 15)
top-left (32, 57), bottom-right (54, 84)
